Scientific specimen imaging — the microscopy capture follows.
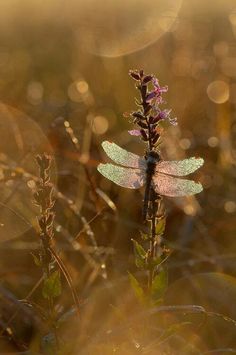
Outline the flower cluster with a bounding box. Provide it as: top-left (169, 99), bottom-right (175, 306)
top-left (127, 69), bottom-right (177, 149)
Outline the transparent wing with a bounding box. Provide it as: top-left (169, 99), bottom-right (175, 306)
top-left (155, 157), bottom-right (204, 176)
top-left (97, 163), bottom-right (145, 189)
top-left (101, 141), bottom-right (146, 169)
top-left (152, 173), bottom-right (203, 197)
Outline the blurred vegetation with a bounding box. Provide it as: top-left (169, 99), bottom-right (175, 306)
top-left (0, 0), bottom-right (236, 353)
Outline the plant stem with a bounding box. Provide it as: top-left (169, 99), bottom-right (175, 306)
top-left (148, 189), bottom-right (157, 290)
top-left (45, 261), bottom-right (59, 349)
top-left (134, 71), bottom-right (165, 293)
top-left (139, 83), bottom-right (158, 290)
top-left (34, 154), bottom-right (59, 350)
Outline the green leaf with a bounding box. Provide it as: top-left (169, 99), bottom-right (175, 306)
top-left (151, 269), bottom-right (168, 302)
top-left (155, 218), bottom-right (166, 236)
top-left (140, 230), bottom-right (149, 240)
top-left (150, 256), bottom-right (162, 268)
top-left (132, 239), bottom-right (146, 268)
top-left (128, 272), bottom-right (145, 303)
top-left (31, 252), bottom-right (42, 267)
top-left (42, 270), bottom-right (61, 299)
top-left (149, 252), bottom-right (170, 269)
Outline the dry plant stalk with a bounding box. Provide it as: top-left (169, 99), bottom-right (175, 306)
top-left (34, 153), bottom-right (55, 275)
top-left (33, 153), bottom-right (59, 348)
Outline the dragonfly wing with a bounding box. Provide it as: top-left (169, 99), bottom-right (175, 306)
top-left (152, 173), bottom-right (203, 197)
top-left (101, 141), bottom-right (146, 169)
top-left (155, 157), bottom-right (204, 176)
top-left (97, 163), bottom-right (145, 189)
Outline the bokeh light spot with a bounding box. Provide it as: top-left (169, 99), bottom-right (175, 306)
top-left (158, 11), bottom-right (179, 32)
top-left (68, 82), bottom-right (83, 102)
top-left (91, 116), bottom-right (109, 135)
top-left (207, 80), bottom-right (229, 104)
top-left (183, 204), bottom-right (197, 216)
top-left (224, 201), bottom-right (236, 213)
top-left (179, 138), bottom-right (191, 150)
top-left (207, 136), bottom-right (219, 147)
top-left (75, 0), bottom-right (182, 57)
top-left (76, 80), bottom-right (89, 94)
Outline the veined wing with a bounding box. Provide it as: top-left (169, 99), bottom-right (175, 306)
top-left (155, 157), bottom-right (204, 176)
top-left (97, 163), bottom-right (145, 189)
top-left (152, 173), bottom-right (203, 197)
top-left (101, 141), bottom-right (146, 169)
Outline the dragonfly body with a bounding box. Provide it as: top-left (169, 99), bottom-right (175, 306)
top-left (97, 141), bottom-right (204, 218)
top-left (143, 151), bottom-right (161, 219)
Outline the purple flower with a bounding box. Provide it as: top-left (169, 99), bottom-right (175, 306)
top-left (153, 78), bottom-right (168, 93)
top-left (158, 109), bottom-right (171, 120)
top-left (146, 78), bottom-right (168, 104)
top-left (152, 109), bottom-right (178, 126)
top-left (128, 129), bottom-right (142, 136)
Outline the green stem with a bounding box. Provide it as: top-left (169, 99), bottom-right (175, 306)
top-left (43, 245), bottom-right (59, 350)
top-left (148, 193), bottom-right (157, 291)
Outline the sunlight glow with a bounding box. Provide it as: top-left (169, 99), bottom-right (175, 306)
top-left (75, 0), bottom-right (182, 57)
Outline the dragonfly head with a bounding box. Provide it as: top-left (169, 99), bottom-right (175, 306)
top-left (146, 151), bottom-right (160, 175)
top-left (147, 150), bottom-right (160, 163)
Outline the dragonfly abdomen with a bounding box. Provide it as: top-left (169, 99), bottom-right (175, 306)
top-left (142, 157), bottom-right (157, 220)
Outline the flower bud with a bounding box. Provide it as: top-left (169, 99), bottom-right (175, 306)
top-left (144, 104), bottom-right (152, 115)
top-left (132, 112), bottom-right (145, 120)
top-left (149, 115), bottom-right (160, 124)
top-left (143, 75), bottom-right (153, 84)
top-left (152, 133), bottom-right (160, 144)
top-left (140, 129), bottom-right (148, 141)
top-left (129, 70), bottom-right (140, 81)
top-left (138, 121), bottom-right (148, 129)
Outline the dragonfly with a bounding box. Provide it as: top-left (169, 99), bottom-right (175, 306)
top-left (97, 141), bottom-right (204, 219)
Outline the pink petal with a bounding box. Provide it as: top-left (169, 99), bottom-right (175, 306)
top-left (128, 129), bottom-right (141, 136)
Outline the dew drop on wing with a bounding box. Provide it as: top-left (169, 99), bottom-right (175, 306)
top-left (97, 163), bottom-right (145, 189)
top-left (101, 141), bottom-right (146, 169)
top-left (155, 157), bottom-right (204, 177)
top-left (152, 173), bottom-right (203, 197)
